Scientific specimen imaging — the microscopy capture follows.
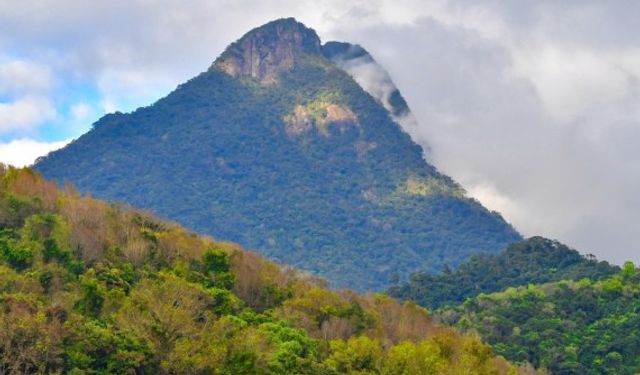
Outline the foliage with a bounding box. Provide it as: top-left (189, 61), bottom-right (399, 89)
top-left (34, 21), bottom-right (520, 290)
top-left (0, 165), bottom-right (533, 374)
top-left (389, 236), bottom-right (618, 309)
top-left (440, 264), bottom-right (640, 374)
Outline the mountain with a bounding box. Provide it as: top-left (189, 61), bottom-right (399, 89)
top-left (34, 18), bottom-right (520, 290)
top-left (388, 236), bottom-right (619, 309)
top-left (439, 262), bottom-right (640, 374)
top-left (0, 165), bottom-right (536, 374)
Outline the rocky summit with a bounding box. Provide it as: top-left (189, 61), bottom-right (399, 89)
top-left (35, 18), bottom-right (520, 290)
top-left (215, 18), bottom-right (322, 83)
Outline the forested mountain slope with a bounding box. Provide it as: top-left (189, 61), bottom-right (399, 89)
top-left (389, 237), bottom-right (618, 309)
top-left (439, 264), bottom-right (640, 374)
top-left (34, 18), bottom-right (520, 290)
top-left (0, 165), bottom-right (536, 374)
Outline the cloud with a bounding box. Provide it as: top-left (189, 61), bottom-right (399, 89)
top-left (70, 102), bottom-right (93, 123)
top-left (0, 96), bottom-right (57, 133)
top-left (0, 138), bottom-right (70, 167)
top-left (335, 6), bottom-right (640, 264)
top-left (0, 0), bottom-right (638, 265)
top-left (0, 57), bottom-right (56, 134)
top-left (511, 46), bottom-right (640, 123)
top-left (336, 56), bottom-right (399, 112)
top-left (0, 58), bottom-right (53, 96)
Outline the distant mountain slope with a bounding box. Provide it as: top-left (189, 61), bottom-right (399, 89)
top-left (35, 18), bottom-right (520, 290)
top-left (0, 165), bottom-right (535, 374)
top-left (389, 236), bottom-right (618, 309)
top-left (439, 263), bottom-right (640, 374)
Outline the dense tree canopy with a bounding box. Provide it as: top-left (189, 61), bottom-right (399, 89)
top-left (439, 264), bottom-right (640, 374)
top-left (389, 237), bottom-right (618, 309)
top-left (0, 166), bottom-right (535, 374)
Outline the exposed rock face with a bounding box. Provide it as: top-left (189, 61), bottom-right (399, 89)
top-left (283, 105), bottom-right (313, 136)
top-left (214, 18), bottom-right (322, 83)
top-left (283, 101), bottom-right (358, 136)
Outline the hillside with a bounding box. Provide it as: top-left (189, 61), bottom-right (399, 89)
top-left (34, 18), bottom-right (520, 290)
top-left (439, 264), bottom-right (640, 374)
top-left (388, 237), bottom-right (618, 309)
top-left (0, 165), bottom-right (537, 374)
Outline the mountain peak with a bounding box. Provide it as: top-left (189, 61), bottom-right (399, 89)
top-left (36, 19), bottom-right (520, 290)
top-left (213, 18), bottom-right (322, 83)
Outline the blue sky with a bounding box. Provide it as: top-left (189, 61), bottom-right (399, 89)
top-left (0, 52), bottom-right (174, 153)
top-left (1, 0), bottom-right (639, 265)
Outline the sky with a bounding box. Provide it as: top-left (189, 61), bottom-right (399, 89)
top-left (1, 0), bottom-right (638, 265)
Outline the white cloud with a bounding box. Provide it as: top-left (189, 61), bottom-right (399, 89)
top-left (0, 57), bottom-right (53, 96)
top-left (70, 102), bottom-right (93, 122)
top-left (337, 7), bottom-right (640, 265)
top-left (95, 67), bottom-right (179, 113)
top-left (0, 96), bottom-right (57, 133)
top-left (0, 138), bottom-right (70, 167)
top-left (466, 182), bottom-right (522, 224)
top-left (0, 57), bottom-right (56, 134)
top-left (511, 46), bottom-right (639, 123)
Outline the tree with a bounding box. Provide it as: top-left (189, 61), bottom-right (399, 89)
top-left (325, 336), bottom-right (383, 374)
